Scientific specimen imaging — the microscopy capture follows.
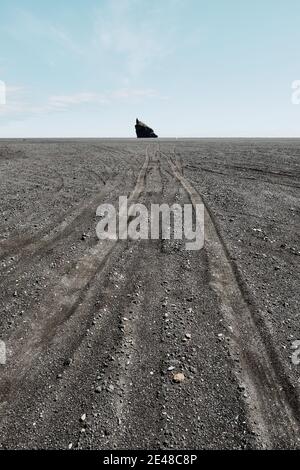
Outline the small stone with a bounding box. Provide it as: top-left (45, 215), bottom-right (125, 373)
top-left (80, 414), bottom-right (86, 422)
top-left (95, 386), bottom-right (102, 393)
top-left (185, 333), bottom-right (191, 339)
top-left (173, 372), bottom-right (185, 383)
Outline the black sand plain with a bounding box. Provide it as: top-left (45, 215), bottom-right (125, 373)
top-left (0, 138), bottom-right (299, 449)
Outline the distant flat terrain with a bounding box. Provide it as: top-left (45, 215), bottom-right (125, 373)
top-left (0, 139), bottom-right (299, 449)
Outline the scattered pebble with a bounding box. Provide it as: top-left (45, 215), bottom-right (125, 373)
top-left (173, 372), bottom-right (185, 383)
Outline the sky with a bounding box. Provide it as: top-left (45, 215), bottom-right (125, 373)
top-left (0, 0), bottom-right (299, 138)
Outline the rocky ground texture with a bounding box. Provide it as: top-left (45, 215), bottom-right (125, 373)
top-left (0, 138), bottom-right (299, 449)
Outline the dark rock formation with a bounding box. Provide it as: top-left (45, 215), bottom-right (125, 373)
top-left (135, 119), bottom-right (158, 138)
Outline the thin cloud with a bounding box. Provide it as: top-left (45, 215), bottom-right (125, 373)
top-left (3, 8), bottom-right (84, 58)
top-left (93, 0), bottom-right (183, 77)
top-left (49, 92), bottom-right (108, 108)
top-left (48, 88), bottom-right (167, 108)
top-left (111, 88), bottom-right (158, 99)
top-left (6, 85), bottom-right (24, 93)
top-left (0, 86), bottom-right (167, 120)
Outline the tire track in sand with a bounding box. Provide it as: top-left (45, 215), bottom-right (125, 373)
top-left (0, 159), bottom-right (131, 263)
top-left (0, 147), bottom-right (151, 405)
top-left (162, 149), bottom-right (300, 449)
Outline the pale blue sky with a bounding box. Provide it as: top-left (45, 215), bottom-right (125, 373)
top-left (0, 0), bottom-right (299, 137)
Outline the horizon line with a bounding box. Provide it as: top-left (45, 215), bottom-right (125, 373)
top-left (1, 136), bottom-right (300, 140)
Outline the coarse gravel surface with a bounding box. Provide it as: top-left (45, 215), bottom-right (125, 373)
top-left (0, 138), bottom-right (299, 450)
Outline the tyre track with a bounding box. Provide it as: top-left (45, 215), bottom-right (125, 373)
top-left (0, 160), bottom-right (134, 265)
top-left (0, 147), bottom-right (151, 406)
top-left (184, 163), bottom-right (300, 189)
top-left (0, 150), bottom-right (129, 260)
top-left (162, 149), bottom-right (300, 449)
top-left (91, 150), bottom-right (168, 449)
